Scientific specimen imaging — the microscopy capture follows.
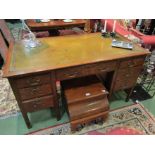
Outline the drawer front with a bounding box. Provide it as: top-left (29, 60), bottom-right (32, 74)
top-left (113, 66), bottom-right (142, 91)
top-left (120, 57), bottom-right (145, 69)
top-left (16, 73), bottom-right (51, 88)
top-left (84, 61), bottom-right (117, 75)
top-left (56, 66), bottom-right (83, 80)
top-left (22, 95), bottom-right (54, 112)
top-left (56, 61), bottom-right (117, 80)
top-left (68, 97), bottom-right (109, 121)
top-left (117, 66), bottom-right (142, 79)
top-left (19, 84), bottom-right (53, 100)
top-left (114, 79), bottom-right (136, 91)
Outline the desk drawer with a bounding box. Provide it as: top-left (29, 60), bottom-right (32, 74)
top-left (114, 79), bottom-right (136, 91)
top-left (56, 66), bottom-right (83, 80)
top-left (19, 84), bottom-right (53, 100)
top-left (114, 75), bottom-right (141, 91)
top-left (56, 61), bottom-right (117, 80)
top-left (116, 66), bottom-right (142, 79)
top-left (16, 73), bottom-right (51, 88)
top-left (120, 57), bottom-right (145, 69)
top-left (113, 66), bottom-right (142, 91)
top-left (68, 97), bottom-right (109, 121)
top-left (22, 95), bottom-right (54, 112)
top-left (84, 61), bottom-right (116, 75)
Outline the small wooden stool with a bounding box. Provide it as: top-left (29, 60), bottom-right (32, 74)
top-left (62, 75), bottom-right (109, 131)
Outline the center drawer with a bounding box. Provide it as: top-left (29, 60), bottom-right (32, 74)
top-left (84, 61), bottom-right (117, 75)
top-left (19, 84), bottom-right (53, 101)
top-left (22, 95), bottom-right (54, 112)
top-left (56, 65), bottom-right (84, 80)
top-left (56, 61), bottom-right (117, 80)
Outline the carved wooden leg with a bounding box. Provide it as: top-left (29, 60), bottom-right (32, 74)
top-left (76, 124), bottom-right (83, 131)
top-left (95, 118), bottom-right (104, 125)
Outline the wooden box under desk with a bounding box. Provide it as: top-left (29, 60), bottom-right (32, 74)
top-left (3, 33), bottom-right (150, 128)
top-left (62, 75), bottom-right (109, 131)
top-left (62, 75), bottom-right (109, 105)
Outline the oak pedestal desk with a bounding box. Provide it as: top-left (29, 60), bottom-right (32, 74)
top-left (3, 33), bottom-right (150, 128)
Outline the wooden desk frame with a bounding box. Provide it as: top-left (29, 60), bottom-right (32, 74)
top-left (3, 33), bottom-right (149, 128)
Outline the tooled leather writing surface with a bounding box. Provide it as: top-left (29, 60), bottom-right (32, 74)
top-left (8, 33), bottom-right (149, 76)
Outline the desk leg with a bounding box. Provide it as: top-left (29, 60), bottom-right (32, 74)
top-left (22, 112), bottom-right (32, 128)
top-left (125, 87), bottom-right (134, 102)
top-left (51, 72), bottom-right (61, 121)
top-left (56, 107), bottom-right (61, 121)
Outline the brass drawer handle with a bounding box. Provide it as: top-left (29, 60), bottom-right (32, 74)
top-left (128, 61), bottom-right (135, 67)
top-left (67, 72), bottom-right (78, 78)
top-left (27, 78), bottom-right (41, 86)
top-left (33, 100), bottom-right (42, 105)
top-left (32, 101), bottom-right (43, 108)
top-left (99, 68), bottom-right (107, 72)
top-left (31, 87), bottom-right (40, 94)
top-left (126, 74), bottom-right (130, 77)
top-left (129, 65), bottom-right (133, 67)
top-left (85, 93), bottom-right (91, 96)
top-left (33, 104), bottom-right (37, 108)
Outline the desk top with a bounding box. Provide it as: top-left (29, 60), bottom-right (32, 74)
top-left (3, 33), bottom-right (150, 77)
top-left (26, 19), bottom-right (87, 30)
